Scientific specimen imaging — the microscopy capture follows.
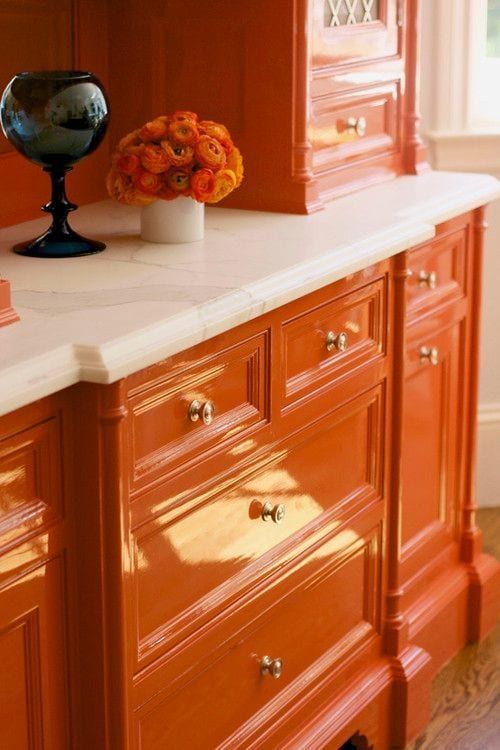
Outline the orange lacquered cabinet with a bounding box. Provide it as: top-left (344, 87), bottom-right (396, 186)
top-left (106, 0), bottom-right (428, 214)
top-left (1, 214), bottom-right (499, 750)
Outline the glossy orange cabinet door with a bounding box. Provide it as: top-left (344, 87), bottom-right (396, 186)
top-left (0, 558), bottom-right (70, 749)
top-left (401, 320), bottom-right (462, 565)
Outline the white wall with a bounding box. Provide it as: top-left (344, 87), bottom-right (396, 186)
top-left (420, 0), bottom-right (500, 507)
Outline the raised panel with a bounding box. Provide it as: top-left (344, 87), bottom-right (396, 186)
top-left (0, 417), bottom-right (62, 553)
top-left (132, 385), bottom-right (384, 667)
top-left (134, 522), bottom-right (382, 750)
top-left (0, 557), bottom-right (69, 749)
top-left (406, 227), bottom-right (468, 317)
top-left (282, 277), bottom-right (386, 407)
top-left (129, 331), bottom-right (270, 488)
top-left (401, 321), bottom-right (462, 566)
top-left (311, 81), bottom-right (401, 171)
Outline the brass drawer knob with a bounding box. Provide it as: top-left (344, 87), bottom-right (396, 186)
top-left (419, 346), bottom-right (439, 366)
top-left (346, 116), bottom-right (367, 137)
top-left (326, 330), bottom-right (348, 353)
top-left (260, 655), bottom-right (283, 679)
top-left (188, 399), bottom-right (215, 425)
top-left (418, 270), bottom-right (438, 289)
top-left (261, 501), bottom-right (285, 524)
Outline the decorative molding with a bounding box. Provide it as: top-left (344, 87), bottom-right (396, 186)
top-left (477, 403), bottom-right (500, 508)
top-left (426, 131), bottom-right (500, 174)
top-left (478, 402), bottom-right (500, 425)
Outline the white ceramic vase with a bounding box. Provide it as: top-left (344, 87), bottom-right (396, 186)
top-left (140, 195), bottom-right (204, 243)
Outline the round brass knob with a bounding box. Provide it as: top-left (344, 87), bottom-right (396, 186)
top-left (419, 346), bottom-right (439, 366)
top-left (326, 330), bottom-right (348, 353)
top-left (261, 501), bottom-right (286, 524)
top-left (260, 655), bottom-right (283, 679)
top-left (418, 270), bottom-right (438, 289)
top-left (346, 116), bottom-right (367, 137)
top-left (188, 399), bottom-right (215, 425)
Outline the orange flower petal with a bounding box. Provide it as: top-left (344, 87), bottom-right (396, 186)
top-left (195, 135), bottom-right (227, 171)
top-left (207, 169), bottom-right (237, 203)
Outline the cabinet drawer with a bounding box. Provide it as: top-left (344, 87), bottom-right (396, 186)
top-left (406, 227), bottom-right (467, 316)
top-left (0, 417), bottom-right (62, 555)
top-left (132, 385), bottom-right (384, 667)
top-left (282, 276), bottom-right (386, 408)
top-left (311, 81), bottom-right (401, 175)
top-left (134, 520), bottom-right (382, 750)
top-left (128, 331), bottom-right (269, 488)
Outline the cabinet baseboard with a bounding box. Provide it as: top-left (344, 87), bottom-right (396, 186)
top-left (477, 403), bottom-right (500, 508)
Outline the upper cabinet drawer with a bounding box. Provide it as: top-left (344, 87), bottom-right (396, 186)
top-left (406, 227), bottom-right (467, 317)
top-left (128, 332), bottom-right (270, 489)
top-left (310, 80), bottom-right (401, 175)
top-left (282, 276), bottom-right (387, 408)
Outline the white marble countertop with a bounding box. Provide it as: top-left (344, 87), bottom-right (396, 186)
top-left (0, 170), bottom-right (499, 417)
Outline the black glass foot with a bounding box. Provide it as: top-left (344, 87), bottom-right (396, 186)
top-left (13, 228), bottom-right (106, 258)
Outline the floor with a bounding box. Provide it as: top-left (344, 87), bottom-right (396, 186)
top-left (407, 508), bottom-right (500, 750)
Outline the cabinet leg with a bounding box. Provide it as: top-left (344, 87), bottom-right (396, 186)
top-left (389, 645), bottom-right (432, 749)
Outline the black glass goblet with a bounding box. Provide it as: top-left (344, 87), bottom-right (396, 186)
top-left (0, 70), bottom-right (109, 258)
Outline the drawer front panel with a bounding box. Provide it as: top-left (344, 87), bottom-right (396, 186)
top-left (0, 418), bottom-right (62, 554)
top-left (406, 227), bottom-right (467, 316)
top-left (135, 522), bottom-right (382, 750)
top-left (282, 277), bottom-right (386, 407)
top-left (129, 332), bottom-right (269, 488)
top-left (311, 82), bottom-right (401, 173)
top-left (133, 385), bottom-right (384, 665)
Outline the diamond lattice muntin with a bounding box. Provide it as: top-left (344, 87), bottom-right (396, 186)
top-left (325, 0), bottom-right (379, 27)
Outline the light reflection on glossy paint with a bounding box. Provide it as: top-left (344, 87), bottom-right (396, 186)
top-left (344, 320), bottom-right (361, 334)
top-left (152, 464), bottom-right (361, 567)
top-left (0, 535), bottom-right (49, 576)
top-left (229, 438), bottom-right (257, 457)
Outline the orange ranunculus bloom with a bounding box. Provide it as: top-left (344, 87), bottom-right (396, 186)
top-left (199, 120), bottom-right (233, 153)
top-left (160, 140), bottom-right (194, 167)
top-left (207, 169), bottom-right (237, 203)
top-left (166, 168), bottom-right (191, 193)
top-left (134, 169), bottom-right (162, 195)
top-left (168, 119), bottom-right (199, 145)
top-left (139, 118), bottom-right (168, 142)
top-left (116, 152), bottom-right (141, 176)
top-left (117, 129), bottom-right (142, 152)
top-left (157, 181), bottom-right (178, 201)
top-left (195, 135), bottom-right (227, 171)
top-left (140, 144), bottom-right (171, 174)
top-left (190, 168), bottom-right (216, 202)
top-left (106, 168), bottom-right (155, 206)
top-left (109, 113), bottom-right (243, 207)
top-left (172, 110), bottom-right (198, 123)
top-left (226, 146), bottom-right (244, 186)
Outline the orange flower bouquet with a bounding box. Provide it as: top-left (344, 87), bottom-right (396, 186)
top-left (107, 111), bottom-right (244, 243)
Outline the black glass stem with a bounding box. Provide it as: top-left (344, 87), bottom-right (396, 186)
top-left (0, 70), bottom-right (109, 258)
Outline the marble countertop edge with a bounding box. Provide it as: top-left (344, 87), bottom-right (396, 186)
top-left (0, 170), bottom-right (499, 418)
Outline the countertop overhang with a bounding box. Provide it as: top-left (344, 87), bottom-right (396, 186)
top-left (0, 170), bottom-right (499, 417)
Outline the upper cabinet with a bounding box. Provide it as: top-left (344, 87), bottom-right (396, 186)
top-left (106, 0), bottom-right (426, 214)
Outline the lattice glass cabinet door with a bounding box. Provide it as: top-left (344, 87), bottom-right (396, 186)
top-left (325, 0), bottom-right (380, 27)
